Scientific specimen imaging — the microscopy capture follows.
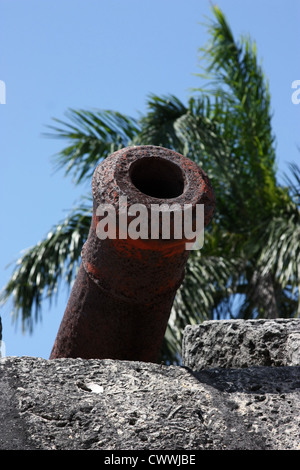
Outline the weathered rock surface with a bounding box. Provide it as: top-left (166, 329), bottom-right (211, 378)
top-left (0, 355), bottom-right (299, 450)
top-left (182, 319), bottom-right (300, 370)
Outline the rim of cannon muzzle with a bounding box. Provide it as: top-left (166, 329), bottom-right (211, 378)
top-left (50, 145), bottom-right (215, 362)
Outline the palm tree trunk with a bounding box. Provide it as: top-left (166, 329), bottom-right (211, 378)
top-left (252, 271), bottom-right (278, 318)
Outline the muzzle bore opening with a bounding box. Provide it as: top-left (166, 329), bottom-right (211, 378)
top-left (129, 157), bottom-right (185, 199)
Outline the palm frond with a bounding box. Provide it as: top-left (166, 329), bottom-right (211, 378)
top-left (137, 94), bottom-right (187, 151)
top-left (259, 211), bottom-right (300, 316)
top-left (0, 199), bottom-right (92, 332)
top-left (197, 6), bottom-right (278, 210)
top-left (46, 109), bottom-right (140, 185)
top-left (254, 163), bottom-right (300, 317)
top-left (283, 161), bottom-right (300, 202)
top-left (161, 249), bottom-right (243, 363)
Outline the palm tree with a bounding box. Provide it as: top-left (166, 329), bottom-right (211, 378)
top-left (1, 6), bottom-right (299, 363)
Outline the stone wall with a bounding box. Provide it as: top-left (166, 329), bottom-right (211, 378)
top-left (0, 319), bottom-right (299, 450)
top-left (182, 319), bottom-right (300, 369)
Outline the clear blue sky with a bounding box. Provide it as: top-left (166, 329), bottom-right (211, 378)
top-left (0, 0), bottom-right (299, 359)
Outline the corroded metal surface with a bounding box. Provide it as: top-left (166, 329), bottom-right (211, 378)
top-left (50, 145), bottom-right (215, 362)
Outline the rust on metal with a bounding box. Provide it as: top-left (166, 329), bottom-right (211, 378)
top-left (50, 145), bottom-right (215, 362)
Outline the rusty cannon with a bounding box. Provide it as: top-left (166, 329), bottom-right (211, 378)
top-left (50, 145), bottom-right (215, 362)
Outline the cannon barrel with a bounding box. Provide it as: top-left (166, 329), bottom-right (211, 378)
top-left (50, 145), bottom-right (215, 362)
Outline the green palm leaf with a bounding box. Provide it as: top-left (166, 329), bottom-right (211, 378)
top-left (0, 199), bottom-right (92, 332)
top-left (258, 163), bottom-right (300, 316)
top-left (137, 94), bottom-right (187, 151)
top-left (46, 109), bottom-right (140, 185)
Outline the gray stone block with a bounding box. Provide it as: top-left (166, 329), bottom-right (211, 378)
top-left (182, 319), bottom-right (300, 370)
top-left (0, 356), bottom-right (300, 450)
